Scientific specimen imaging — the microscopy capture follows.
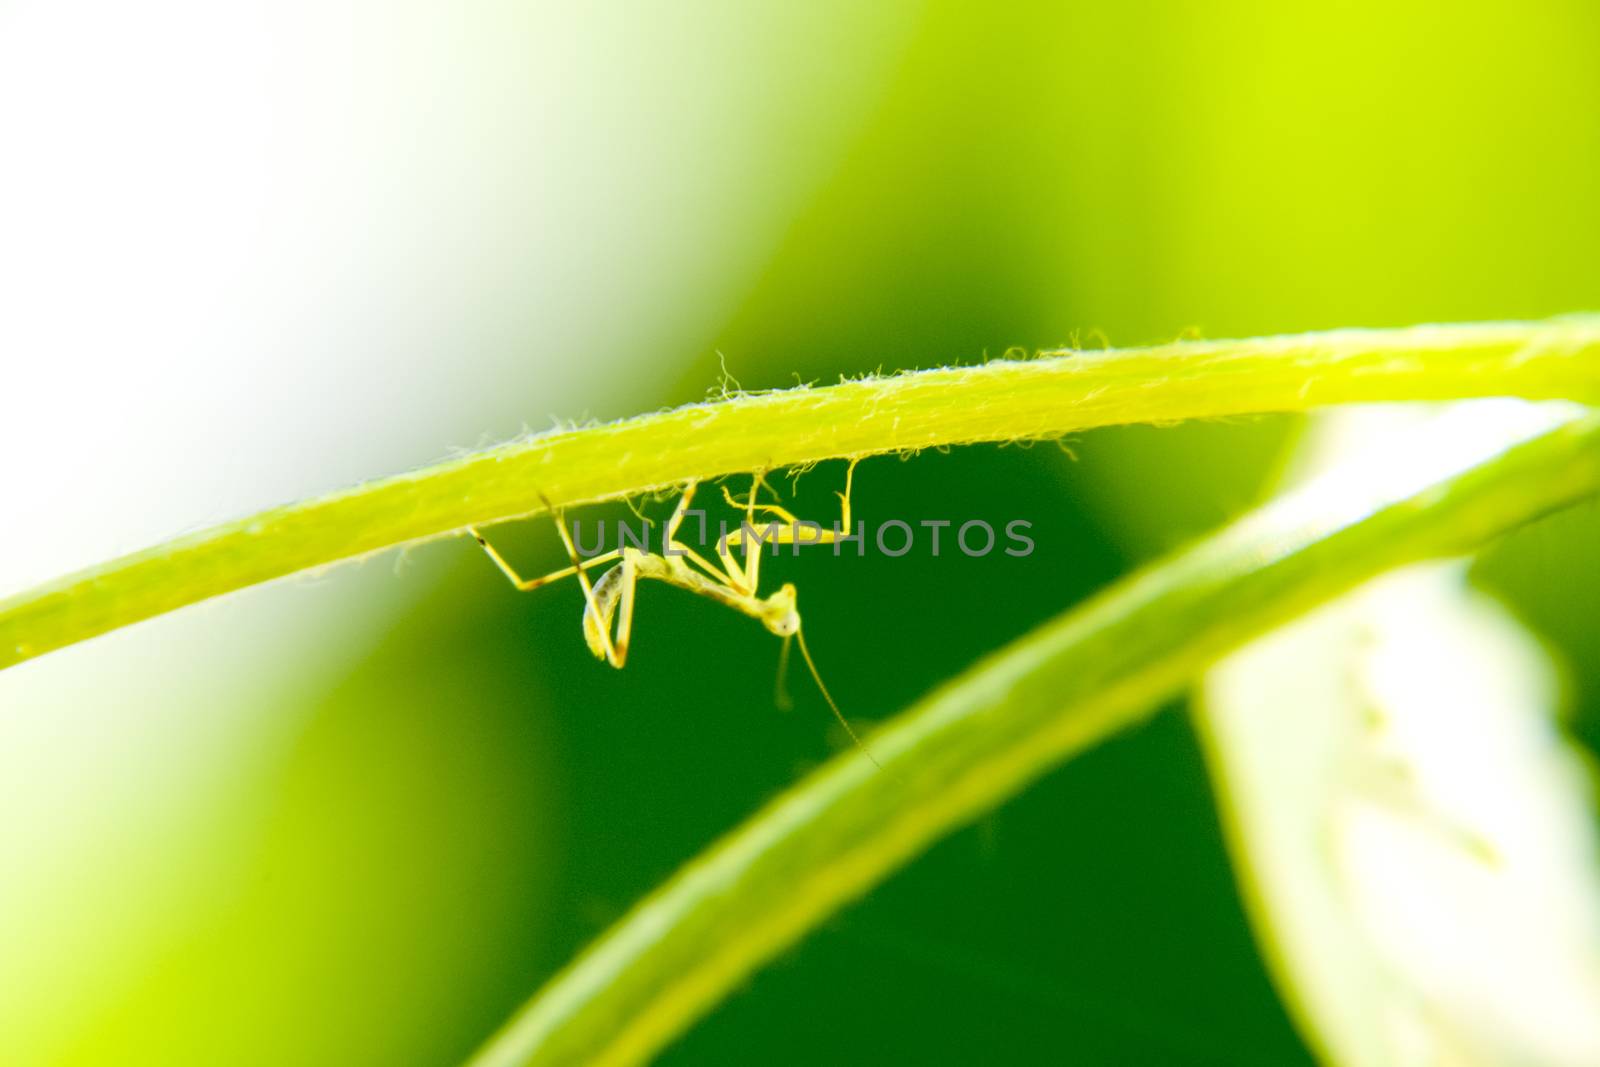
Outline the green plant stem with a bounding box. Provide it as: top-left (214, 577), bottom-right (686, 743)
top-left (5, 316), bottom-right (1600, 671)
top-left (465, 412), bottom-right (1600, 1067)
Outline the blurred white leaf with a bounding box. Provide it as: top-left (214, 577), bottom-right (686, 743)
top-left (1202, 402), bottom-right (1600, 1067)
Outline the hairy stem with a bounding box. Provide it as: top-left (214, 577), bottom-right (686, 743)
top-left (466, 410), bottom-right (1600, 1067)
top-left (5, 316), bottom-right (1600, 670)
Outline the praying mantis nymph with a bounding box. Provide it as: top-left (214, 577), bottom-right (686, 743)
top-left (468, 461), bottom-right (877, 762)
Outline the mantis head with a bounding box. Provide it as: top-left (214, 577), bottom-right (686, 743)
top-left (761, 582), bottom-right (800, 637)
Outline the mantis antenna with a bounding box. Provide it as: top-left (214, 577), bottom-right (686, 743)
top-left (471, 462), bottom-right (883, 768)
top-left (795, 627), bottom-right (882, 770)
top-left (775, 633), bottom-right (794, 711)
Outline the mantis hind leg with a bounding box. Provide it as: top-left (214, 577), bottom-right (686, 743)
top-left (470, 525), bottom-right (622, 592)
top-left (468, 508), bottom-right (627, 666)
top-left (837, 457), bottom-right (859, 530)
top-left (659, 476), bottom-right (739, 588)
top-left (665, 481), bottom-right (698, 540)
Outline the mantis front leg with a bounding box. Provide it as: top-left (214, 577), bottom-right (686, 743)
top-left (582, 553), bottom-right (639, 668)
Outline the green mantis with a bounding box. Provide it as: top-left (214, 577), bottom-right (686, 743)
top-left (468, 462), bottom-right (874, 758)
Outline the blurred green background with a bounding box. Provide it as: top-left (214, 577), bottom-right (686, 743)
top-left (4, 2), bottom-right (1600, 1064)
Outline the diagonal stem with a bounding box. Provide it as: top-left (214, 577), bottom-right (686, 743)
top-left (464, 410), bottom-right (1600, 1067)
